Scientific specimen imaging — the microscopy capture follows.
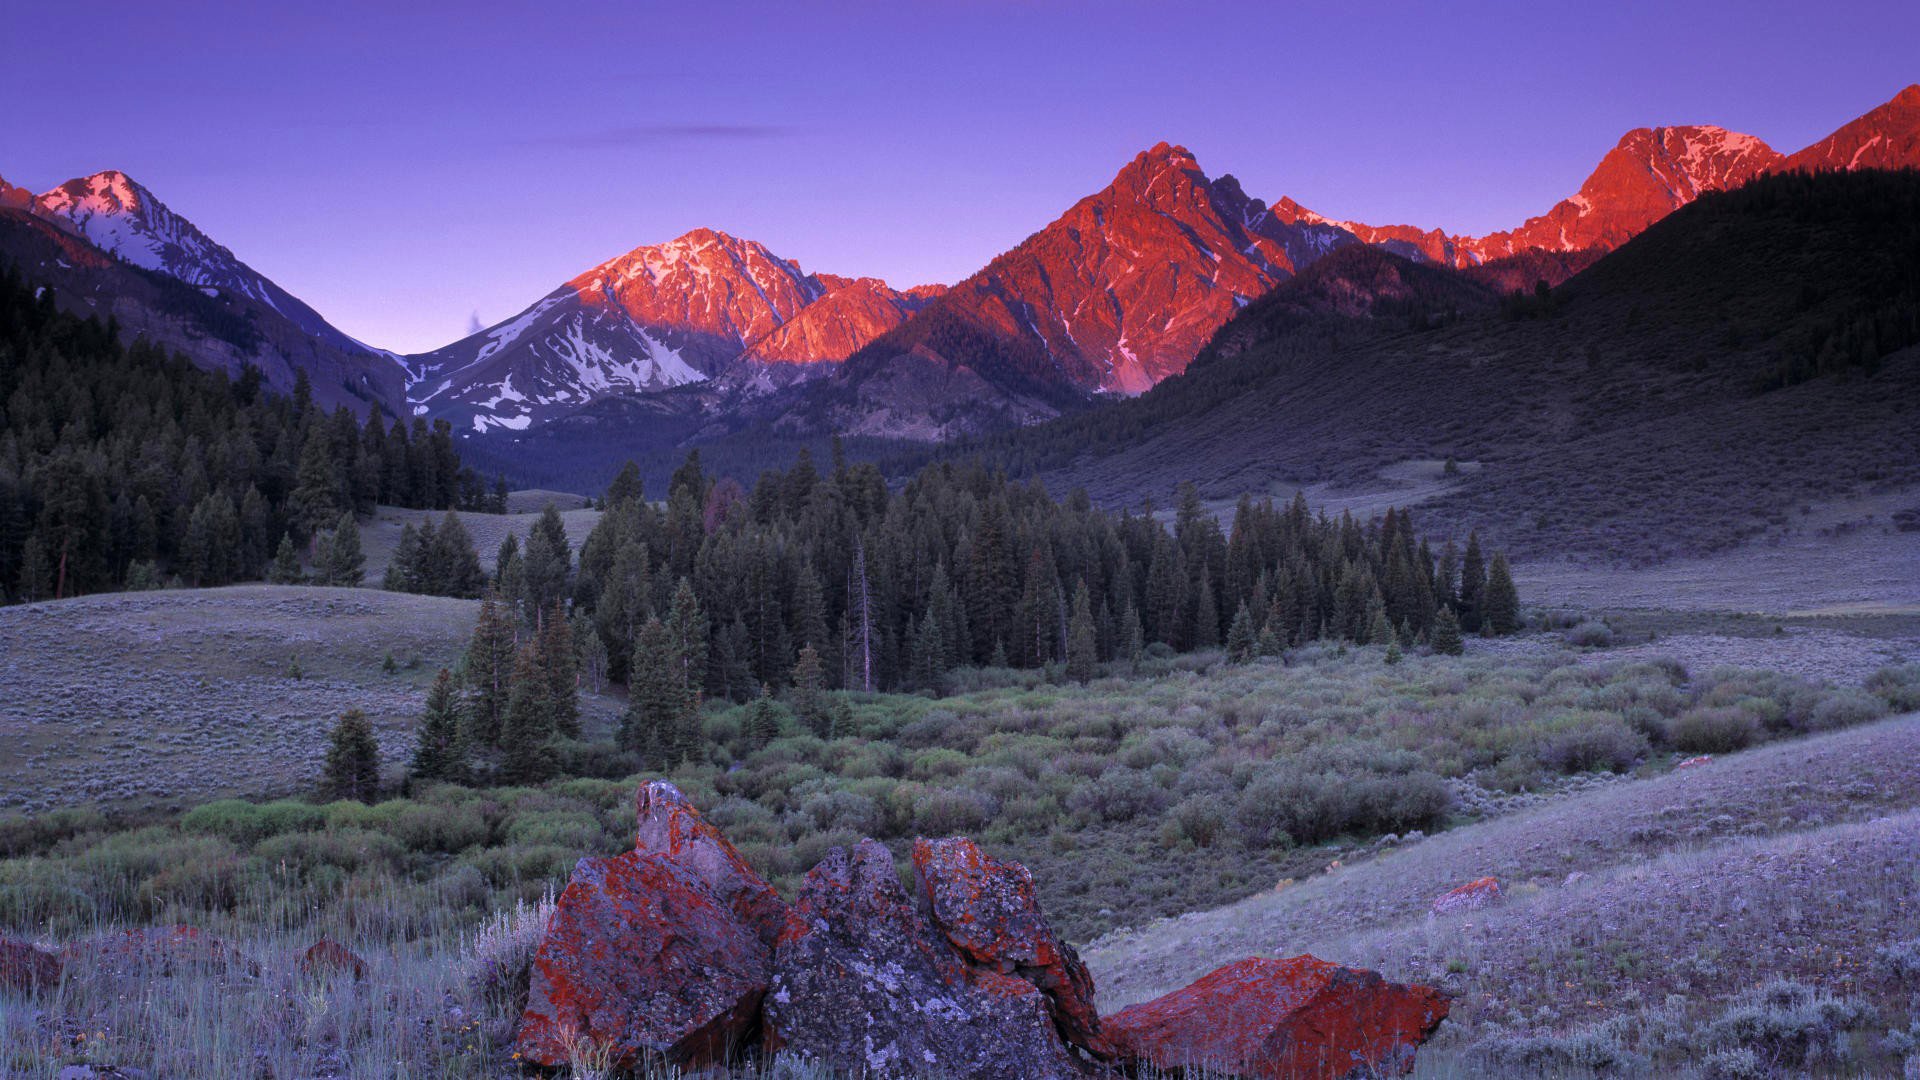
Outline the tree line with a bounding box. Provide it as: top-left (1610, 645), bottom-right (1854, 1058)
top-left (391, 444), bottom-right (1520, 787)
top-left (0, 266), bottom-right (499, 602)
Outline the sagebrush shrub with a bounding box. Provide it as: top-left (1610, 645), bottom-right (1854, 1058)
top-left (1671, 706), bottom-right (1762, 754)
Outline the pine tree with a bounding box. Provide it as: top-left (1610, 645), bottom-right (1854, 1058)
top-left (323, 709), bottom-right (381, 803)
top-left (269, 533), bottom-right (302, 584)
top-left (572, 609), bottom-right (608, 694)
top-left (410, 669), bottom-right (468, 783)
top-left (499, 643), bottom-right (555, 785)
top-left (464, 589), bottom-right (517, 747)
top-left (1226, 601), bottom-right (1258, 663)
top-left (538, 600), bottom-right (580, 738)
top-left (1119, 602), bottom-right (1145, 667)
top-left (1432, 606), bottom-right (1465, 656)
top-left (790, 643), bottom-right (830, 737)
top-left (1065, 580), bottom-right (1098, 684)
top-left (742, 683), bottom-right (782, 749)
top-left (668, 577), bottom-right (709, 708)
top-left (322, 512), bottom-right (364, 586)
top-left (1458, 532), bottom-right (1487, 633)
top-left (1483, 553), bottom-right (1520, 636)
top-left (623, 616), bottom-right (674, 754)
top-left (909, 612), bottom-right (948, 692)
top-left (289, 422), bottom-right (342, 542)
top-left (523, 504), bottom-right (572, 617)
top-left (1191, 567), bottom-right (1221, 650)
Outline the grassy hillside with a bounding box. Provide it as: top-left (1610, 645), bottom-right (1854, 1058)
top-left (1086, 713), bottom-right (1920, 1076)
top-left (949, 170), bottom-right (1920, 566)
top-left (0, 586), bottom-right (624, 816)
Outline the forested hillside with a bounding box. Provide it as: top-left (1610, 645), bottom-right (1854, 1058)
top-left (0, 267), bottom-right (488, 601)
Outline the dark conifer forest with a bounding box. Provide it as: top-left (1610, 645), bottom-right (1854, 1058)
top-left (0, 267), bottom-right (488, 601)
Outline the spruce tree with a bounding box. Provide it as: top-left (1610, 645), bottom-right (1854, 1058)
top-left (625, 616), bottom-right (698, 762)
top-left (1119, 603), bottom-right (1145, 667)
top-left (538, 600), bottom-right (580, 738)
top-left (790, 643), bottom-right (829, 737)
top-left (410, 668), bottom-right (468, 783)
top-left (909, 612), bottom-right (948, 692)
top-left (667, 578), bottom-right (708, 707)
top-left (464, 589), bottom-right (517, 747)
top-left (499, 643), bottom-right (555, 785)
top-left (1065, 580), bottom-right (1098, 684)
top-left (1458, 532), bottom-right (1487, 633)
top-left (523, 505), bottom-right (572, 617)
top-left (1432, 607), bottom-right (1465, 656)
top-left (1191, 567), bottom-right (1221, 650)
top-left (323, 709), bottom-right (381, 803)
top-left (1226, 601), bottom-right (1258, 663)
top-left (742, 683), bottom-right (782, 749)
top-left (269, 533), bottom-right (302, 584)
top-left (289, 422), bottom-right (342, 542)
top-left (1483, 553), bottom-right (1521, 636)
top-left (323, 512), bottom-right (364, 586)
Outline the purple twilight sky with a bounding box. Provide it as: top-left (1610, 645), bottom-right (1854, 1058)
top-left (2, 0), bottom-right (1916, 354)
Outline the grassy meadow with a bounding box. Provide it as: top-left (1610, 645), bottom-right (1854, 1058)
top-left (3, 628), bottom-right (1918, 1076)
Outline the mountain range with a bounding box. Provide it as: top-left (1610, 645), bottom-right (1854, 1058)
top-left (2, 85), bottom-right (1916, 448)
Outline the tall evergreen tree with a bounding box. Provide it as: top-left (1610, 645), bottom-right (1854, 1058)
top-left (523, 504), bottom-right (572, 618)
top-left (322, 511), bottom-right (364, 586)
top-left (1483, 552), bottom-right (1521, 636)
top-left (1065, 580), bottom-right (1098, 684)
top-left (538, 600), bottom-right (580, 738)
top-left (1432, 606), bottom-right (1465, 656)
top-left (323, 709), bottom-right (381, 803)
top-left (1226, 601), bottom-right (1258, 663)
top-left (1458, 532), bottom-right (1487, 633)
top-left (410, 668), bottom-right (468, 784)
top-left (464, 589), bottom-right (517, 747)
top-left (789, 642), bottom-right (830, 737)
top-left (499, 642), bottom-right (556, 785)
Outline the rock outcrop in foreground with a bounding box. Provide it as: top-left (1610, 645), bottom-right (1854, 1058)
top-left (515, 780), bottom-right (1451, 1077)
top-left (1104, 956), bottom-right (1451, 1079)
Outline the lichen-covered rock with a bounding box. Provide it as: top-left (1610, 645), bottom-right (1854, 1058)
top-left (913, 836), bottom-right (1110, 1058)
top-left (515, 851), bottom-right (771, 1070)
top-left (299, 939), bottom-right (367, 982)
top-left (62, 926), bottom-right (257, 979)
top-left (635, 780), bottom-right (794, 947)
top-left (1429, 877), bottom-right (1501, 916)
top-left (1105, 956), bottom-right (1450, 1079)
top-left (0, 937), bottom-right (61, 994)
top-left (766, 839), bottom-right (1095, 1079)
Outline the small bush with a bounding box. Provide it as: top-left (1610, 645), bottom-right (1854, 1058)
top-left (1804, 688), bottom-right (1886, 732)
top-left (1876, 937), bottom-right (1920, 984)
top-left (1067, 768), bottom-right (1168, 824)
top-left (1671, 706), bottom-right (1762, 754)
top-left (1707, 979), bottom-right (1866, 1069)
top-left (1867, 664), bottom-right (1920, 711)
top-left (1537, 711), bottom-right (1650, 774)
top-left (1565, 620), bottom-right (1615, 648)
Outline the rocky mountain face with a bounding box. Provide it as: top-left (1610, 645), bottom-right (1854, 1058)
top-left (405, 229), bottom-right (939, 434)
top-left (806, 143), bottom-right (1360, 439)
top-left (26, 170), bottom-right (384, 359)
top-left (1281, 85), bottom-right (1920, 280)
top-left (1278, 126), bottom-right (1785, 269)
top-left (1784, 83), bottom-right (1920, 172)
top-left (0, 171), bottom-right (404, 415)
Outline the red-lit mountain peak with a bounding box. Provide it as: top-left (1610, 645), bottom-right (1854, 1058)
top-left (1785, 84), bottom-right (1920, 172)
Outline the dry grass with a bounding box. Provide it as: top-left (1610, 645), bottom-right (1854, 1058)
top-left (0, 585), bottom-right (621, 815)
